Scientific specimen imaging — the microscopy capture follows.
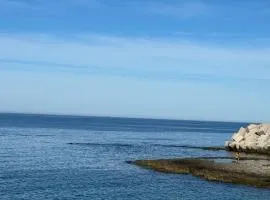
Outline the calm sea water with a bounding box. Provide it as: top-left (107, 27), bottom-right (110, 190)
top-left (0, 113), bottom-right (269, 200)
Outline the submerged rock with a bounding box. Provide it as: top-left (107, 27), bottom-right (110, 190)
top-left (225, 124), bottom-right (270, 155)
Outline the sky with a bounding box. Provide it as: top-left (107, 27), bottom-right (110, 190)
top-left (0, 0), bottom-right (270, 122)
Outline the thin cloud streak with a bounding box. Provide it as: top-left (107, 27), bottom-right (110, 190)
top-left (1, 58), bottom-right (270, 84)
top-left (0, 33), bottom-right (270, 84)
top-left (1, 33), bottom-right (270, 59)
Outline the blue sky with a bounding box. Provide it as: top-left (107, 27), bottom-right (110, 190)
top-left (0, 0), bottom-right (270, 122)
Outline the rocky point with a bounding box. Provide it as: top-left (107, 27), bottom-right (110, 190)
top-left (225, 124), bottom-right (270, 155)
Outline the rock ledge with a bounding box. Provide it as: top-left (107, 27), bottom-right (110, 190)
top-left (128, 157), bottom-right (270, 188)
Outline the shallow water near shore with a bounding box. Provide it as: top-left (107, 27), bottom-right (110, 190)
top-left (1, 113), bottom-right (269, 199)
top-left (214, 158), bottom-right (234, 163)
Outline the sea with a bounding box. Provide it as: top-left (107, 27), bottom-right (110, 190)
top-left (0, 113), bottom-right (269, 200)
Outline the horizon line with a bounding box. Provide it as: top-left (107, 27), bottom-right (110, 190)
top-left (0, 111), bottom-right (251, 124)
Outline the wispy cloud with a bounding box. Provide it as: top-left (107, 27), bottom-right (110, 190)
top-left (0, 33), bottom-right (270, 83)
top-left (0, 1), bottom-right (270, 120)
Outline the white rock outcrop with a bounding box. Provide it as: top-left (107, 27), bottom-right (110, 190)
top-left (225, 124), bottom-right (270, 154)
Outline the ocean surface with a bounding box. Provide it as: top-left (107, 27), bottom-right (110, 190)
top-left (1, 113), bottom-right (269, 200)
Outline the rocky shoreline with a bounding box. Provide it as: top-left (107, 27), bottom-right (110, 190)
top-left (128, 155), bottom-right (270, 188)
top-left (128, 123), bottom-right (270, 188)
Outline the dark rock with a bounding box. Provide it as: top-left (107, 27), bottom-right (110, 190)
top-left (128, 157), bottom-right (270, 188)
